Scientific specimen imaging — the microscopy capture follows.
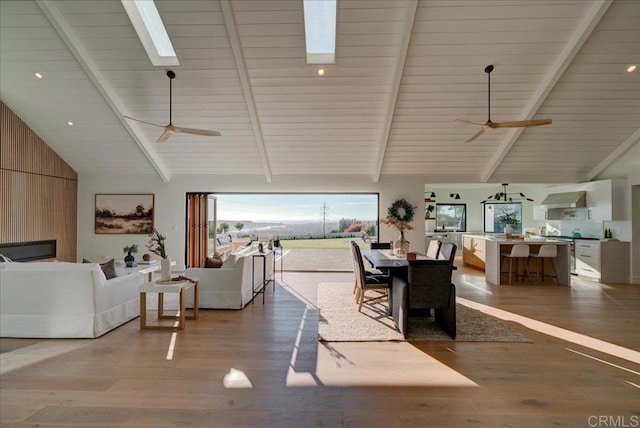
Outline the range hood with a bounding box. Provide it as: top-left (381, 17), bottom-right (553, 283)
top-left (540, 191), bottom-right (587, 209)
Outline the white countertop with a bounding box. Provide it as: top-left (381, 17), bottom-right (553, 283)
top-left (462, 234), bottom-right (571, 244)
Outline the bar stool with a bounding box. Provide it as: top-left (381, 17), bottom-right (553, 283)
top-left (530, 244), bottom-right (557, 284)
top-left (501, 244), bottom-right (530, 285)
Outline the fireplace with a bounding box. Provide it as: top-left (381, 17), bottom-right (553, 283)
top-left (0, 240), bottom-right (57, 262)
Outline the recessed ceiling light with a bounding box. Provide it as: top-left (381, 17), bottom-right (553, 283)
top-left (317, 68), bottom-right (325, 76)
top-left (303, 0), bottom-right (336, 64)
top-left (627, 65), bottom-right (637, 73)
top-left (34, 72), bottom-right (43, 79)
top-left (67, 121), bottom-right (74, 126)
top-left (121, 0), bottom-right (179, 66)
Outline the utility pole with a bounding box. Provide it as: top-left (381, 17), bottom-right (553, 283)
top-left (320, 203), bottom-right (329, 238)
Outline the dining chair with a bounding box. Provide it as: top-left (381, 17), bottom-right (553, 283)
top-left (437, 242), bottom-right (457, 265)
top-left (369, 241), bottom-right (392, 275)
top-left (407, 259), bottom-right (456, 339)
top-left (370, 242), bottom-right (392, 250)
top-left (349, 240), bottom-right (386, 295)
top-left (426, 240), bottom-right (441, 259)
top-left (352, 242), bottom-right (391, 312)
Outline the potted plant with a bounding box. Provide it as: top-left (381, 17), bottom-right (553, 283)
top-left (123, 244), bottom-right (138, 267)
top-left (147, 228), bottom-right (170, 280)
top-left (497, 210), bottom-right (520, 237)
top-left (425, 204), bottom-right (435, 219)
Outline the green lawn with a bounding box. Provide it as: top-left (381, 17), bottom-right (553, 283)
top-left (279, 237), bottom-right (366, 249)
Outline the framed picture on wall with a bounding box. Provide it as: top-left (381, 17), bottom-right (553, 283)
top-left (95, 194), bottom-right (155, 234)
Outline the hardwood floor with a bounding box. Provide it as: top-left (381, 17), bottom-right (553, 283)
top-left (1, 265), bottom-right (639, 427)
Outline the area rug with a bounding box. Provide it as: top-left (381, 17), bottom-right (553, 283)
top-left (318, 282), bottom-right (531, 342)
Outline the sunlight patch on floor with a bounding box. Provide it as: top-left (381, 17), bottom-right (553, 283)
top-left (223, 368), bottom-right (253, 388)
top-left (287, 341), bottom-right (478, 388)
top-left (458, 297), bottom-right (640, 364)
top-left (165, 332), bottom-right (177, 360)
top-left (0, 340), bottom-right (91, 375)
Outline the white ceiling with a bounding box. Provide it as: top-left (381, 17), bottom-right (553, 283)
top-left (1, 0), bottom-right (638, 184)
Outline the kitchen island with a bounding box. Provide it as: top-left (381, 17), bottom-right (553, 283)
top-left (463, 235), bottom-right (572, 286)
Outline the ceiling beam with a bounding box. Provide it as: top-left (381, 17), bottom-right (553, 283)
top-left (220, 0), bottom-right (272, 183)
top-left (373, 0), bottom-right (419, 183)
top-left (36, 0), bottom-right (171, 182)
top-left (587, 128), bottom-right (640, 181)
top-left (480, 0), bottom-right (613, 183)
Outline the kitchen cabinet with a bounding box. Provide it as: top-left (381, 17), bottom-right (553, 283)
top-left (574, 239), bottom-right (630, 283)
top-left (533, 206), bottom-right (567, 220)
top-left (462, 235), bottom-right (486, 271)
top-left (534, 179), bottom-right (625, 221)
top-left (586, 179), bottom-right (626, 221)
top-left (533, 205), bottom-right (546, 221)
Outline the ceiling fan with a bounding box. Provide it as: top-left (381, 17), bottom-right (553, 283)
top-left (124, 70), bottom-right (221, 143)
top-left (455, 65), bottom-right (552, 144)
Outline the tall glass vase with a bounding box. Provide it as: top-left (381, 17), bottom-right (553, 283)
top-left (393, 230), bottom-right (411, 258)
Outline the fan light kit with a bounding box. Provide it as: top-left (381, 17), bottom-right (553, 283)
top-left (481, 184), bottom-right (533, 204)
top-left (124, 70), bottom-right (221, 143)
top-left (455, 65), bottom-right (552, 144)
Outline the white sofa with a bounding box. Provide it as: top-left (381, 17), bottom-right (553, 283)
top-left (185, 245), bottom-right (274, 309)
top-left (0, 262), bottom-right (144, 338)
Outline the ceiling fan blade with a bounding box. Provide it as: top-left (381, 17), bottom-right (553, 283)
top-left (489, 119), bottom-right (552, 128)
top-left (172, 126), bottom-right (222, 137)
top-left (123, 116), bottom-right (165, 128)
top-left (156, 129), bottom-right (173, 143)
top-left (455, 119), bottom-right (485, 126)
top-left (464, 127), bottom-right (486, 144)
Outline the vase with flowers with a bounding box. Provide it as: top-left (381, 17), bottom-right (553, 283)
top-left (497, 210), bottom-right (520, 238)
top-left (382, 198), bottom-right (415, 257)
top-left (147, 228), bottom-right (170, 281)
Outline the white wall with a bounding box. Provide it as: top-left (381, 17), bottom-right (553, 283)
top-left (78, 174), bottom-right (427, 269)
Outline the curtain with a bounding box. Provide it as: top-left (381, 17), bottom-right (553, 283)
top-left (186, 194), bottom-right (209, 268)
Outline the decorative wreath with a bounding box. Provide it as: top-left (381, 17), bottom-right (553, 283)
top-left (387, 198), bottom-right (415, 223)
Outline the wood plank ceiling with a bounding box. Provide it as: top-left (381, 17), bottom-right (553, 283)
top-left (0, 0), bottom-right (638, 183)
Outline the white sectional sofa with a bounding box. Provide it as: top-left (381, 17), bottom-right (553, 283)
top-left (0, 262), bottom-right (144, 338)
top-left (185, 245), bottom-right (274, 309)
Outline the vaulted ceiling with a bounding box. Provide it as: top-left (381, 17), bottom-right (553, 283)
top-left (1, 0), bottom-right (638, 184)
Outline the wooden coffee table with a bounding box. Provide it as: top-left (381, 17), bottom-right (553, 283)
top-left (139, 279), bottom-right (199, 330)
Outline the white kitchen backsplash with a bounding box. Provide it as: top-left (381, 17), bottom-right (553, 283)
top-left (546, 219), bottom-right (604, 238)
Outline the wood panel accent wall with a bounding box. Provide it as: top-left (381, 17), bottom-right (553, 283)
top-left (0, 100), bottom-right (78, 261)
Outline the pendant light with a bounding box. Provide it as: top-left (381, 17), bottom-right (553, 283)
top-left (481, 183), bottom-right (533, 204)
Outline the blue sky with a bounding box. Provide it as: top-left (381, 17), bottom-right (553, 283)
top-left (209, 193), bottom-right (378, 223)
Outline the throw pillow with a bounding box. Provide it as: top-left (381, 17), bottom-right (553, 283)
top-left (83, 258), bottom-right (118, 280)
top-left (204, 256), bottom-right (223, 268)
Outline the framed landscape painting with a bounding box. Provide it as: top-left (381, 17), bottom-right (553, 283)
top-left (95, 194), bottom-right (154, 234)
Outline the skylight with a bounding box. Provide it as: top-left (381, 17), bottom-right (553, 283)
top-left (122, 0), bottom-right (179, 66)
top-left (303, 0), bottom-right (336, 64)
